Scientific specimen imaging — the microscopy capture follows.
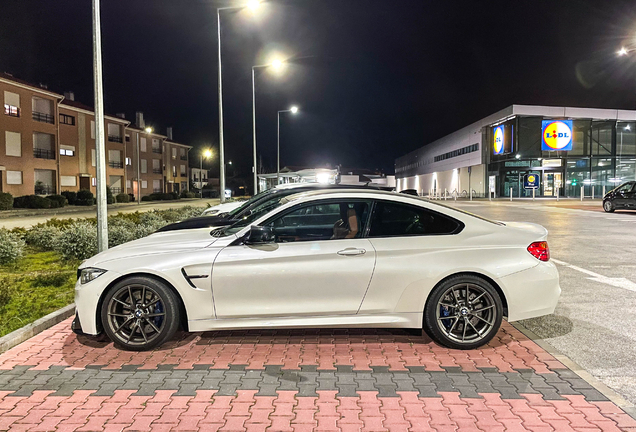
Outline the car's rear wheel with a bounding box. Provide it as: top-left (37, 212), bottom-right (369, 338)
top-left (424, 275), bottom-right (503, 350)
top-left (603, 200), bottom-right (615, 213)
top-left (101, 276), bottom-right (180, 351)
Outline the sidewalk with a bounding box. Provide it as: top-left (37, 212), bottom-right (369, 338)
top-left (0, 318), bottom-right (634, 431)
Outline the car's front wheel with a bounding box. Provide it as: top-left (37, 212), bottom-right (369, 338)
top-left (101, 276), bottom-right (180, 351)
top-left (423, 275), bottom-right (503, 350)
top-left (603, 200), bottom-right (615, 213)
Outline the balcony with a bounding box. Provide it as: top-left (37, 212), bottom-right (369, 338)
top-left (108, 135), bottom-right (123, 143)
top-left (33, 148), bottom-right (56, 160)
top-left (108, 161), bottom-right (124, 169)
top-left (32, 111), bottom-right (55, 124)
top-left (152, 147), bottom-right (162, 154)
top-left (34, 185), bottom-right (54, 195)
top-left (152, 168), bottom-right (162, 174)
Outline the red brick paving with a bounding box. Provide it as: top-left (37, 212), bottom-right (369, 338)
top-left (0, 318), bottom-right (635, 431)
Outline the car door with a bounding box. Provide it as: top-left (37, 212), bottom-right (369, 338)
top-left (211, 199), bottom-right (376, 318)
top-left (627, 183), bottom-right (636, 208)
top-left (613, 183), bottom-right (633, 208)
top-left (359, 199), bottom-right (464, 314)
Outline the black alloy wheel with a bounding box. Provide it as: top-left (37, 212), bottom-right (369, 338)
top-left (424, 275), bottom-right (503, 350)
top-left (101, 276), bottom-right (180, 351)
top-left (603, 200), bottom-right (615, 213)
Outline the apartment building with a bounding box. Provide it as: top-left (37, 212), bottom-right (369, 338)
top-left (0, 73), bottom-right (191, 198)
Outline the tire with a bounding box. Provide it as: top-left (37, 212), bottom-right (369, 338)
top-left (101, 276), bottom-right (180, 351)
top-left (603, 200), bottom-right (615, 213)
top-left (423, 275), bottom-right (503, 350)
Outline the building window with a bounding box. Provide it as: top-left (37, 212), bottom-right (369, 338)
top-left (6, 171), bottom-right (22, 185)
top-left (171, 148), bottom-right (177, 160)
top-left (4, 91), bottom-right (20, 117)
top-left (152, 139), bottom-right (161, 154)
top-left (91, 120), bottom-right (95, 139)
top-left (180, 165), bottom-right (186, 176)
top-left (32, 97), bottom-right (54, 123)
top-left (60, 145), bottom-right (75, 157)
top-left (60, 176), bottom-right (77, 187)
top-left (126, 180), bottom-right (131, 189)
top-left (5, 131), bottom-right (21, 157)
top-left (33, 132), bottom-right (55, 159)
top-left (142, 180), bottom-right (148, 189)
top-left (141, 159), bottom-right (147, 174)
top-left (91, 149), bottom-right (96, 167)
top-left (153, 179), bottom-right (161, 193)
top-left (92, 177), bottom-right (97, 187)
top-left (107, 123), bottom-right (123, 142)
top-left (59, 114), bottom-right (75, 125)
top-left (433, 143), bottom-right (479, 163)
top-left (140, 137), bottom-right (147, 152)
top-left (172, 165), bottom-right (177, 177)
top-left (125, 134), bottom-right (130, 142)
top-left (108, 150), bottom-right (123, 168)
top-left (125, 157), bottom-right (132, 166)
top-left (180, 148), bottom-right (187, 160)
top-left (152, 159), bottom-right (161, 174)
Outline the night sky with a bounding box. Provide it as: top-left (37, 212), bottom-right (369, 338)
top-left (1, 0), bottom-right (636, 177)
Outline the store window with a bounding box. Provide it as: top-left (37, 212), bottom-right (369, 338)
top-left (617, 122), bottom-right (636, 157)
top-left (591, 121), bottom-right (612, 156)
top-left (565, 158), bottom-right (590, 198)
top-left (568, 120), bottom-right (591, 157)
top-left (517, 117), bottom-right (542, 159)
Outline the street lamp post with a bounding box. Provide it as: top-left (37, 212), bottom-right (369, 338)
top-left (200, 149), bottom-right (212, 198)
top-left (252, 59), bottom-right (285, 194)
top-left (277, 106), bottom-right (298, 186)
top-left (217, 0), bottom-right (260, 203)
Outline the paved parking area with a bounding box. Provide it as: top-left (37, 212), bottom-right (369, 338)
top-left (0, 318), bottom-right (635, 431)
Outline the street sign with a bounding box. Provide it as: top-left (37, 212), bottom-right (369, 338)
top-left (524, 173), bottom-right (540, 189)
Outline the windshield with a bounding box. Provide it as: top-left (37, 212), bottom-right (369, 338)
top-left (226, 189), bottom-right (273, 217)
top-left (213, 196), bottom-right (288, 237)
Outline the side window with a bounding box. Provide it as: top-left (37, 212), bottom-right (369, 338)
top-left (265, 200), bottom-right (371, 243)
top-left (368, 201), bottom-right (462, 237)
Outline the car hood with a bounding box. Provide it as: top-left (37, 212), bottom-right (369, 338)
top-left (203, 201), bottom-right (244, 214)
top-left (156, 215), bottom-right (232, 232)
top-left (81, 227), bottom-right (218, 268)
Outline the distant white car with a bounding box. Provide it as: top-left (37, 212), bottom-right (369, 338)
top-left (201, 200), bottom-right (245, 216)
top-left (74, 189), bottom-right (560, 351)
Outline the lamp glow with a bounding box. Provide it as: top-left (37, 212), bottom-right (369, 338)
top-left (270, 59), bottom-right (284, 70)
top-left (316, 172), bottom-right (331, 184)
top-left (203, 149), bottom-right (212, 158)
top-left (246, 0), bottom-right (260, 11)
top-left (618, 47), bottom-right (628, 56)
top-left (290, 106), bottom-right (299, 114)
top-left (144, 127), bottom-right (153, 133)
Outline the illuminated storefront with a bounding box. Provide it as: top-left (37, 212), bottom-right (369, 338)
top-left (395, 105), bottom-right (636, 198)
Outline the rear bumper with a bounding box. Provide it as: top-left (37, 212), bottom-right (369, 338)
top-left (500, 261), bottom-right (561, 322)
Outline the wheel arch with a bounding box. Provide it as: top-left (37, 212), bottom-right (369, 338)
top-left (424, 271), bottom-right (508, 318)
top-left (96, 272), bottom-right (190, 333)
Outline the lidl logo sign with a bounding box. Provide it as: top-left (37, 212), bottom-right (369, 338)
top-left (524, 173), bottom-right (540, 189)
top-left (493, 126), bottom-right (504, 155)
top-left (541, 120), bottom-right (573, 151)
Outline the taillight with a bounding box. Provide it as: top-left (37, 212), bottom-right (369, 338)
top-left (527, 241), bottom-right (550, 262)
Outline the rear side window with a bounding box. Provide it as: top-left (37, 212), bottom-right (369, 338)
top-left (368, 201), bottom-right (462, 237)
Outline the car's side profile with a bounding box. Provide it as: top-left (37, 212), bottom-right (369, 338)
top-left (74, 189), bottom-right (560, 351)
top-left (603, 181), bottom-right (636, 212)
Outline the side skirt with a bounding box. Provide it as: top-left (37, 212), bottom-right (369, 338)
top-left (187, 313), bottom-right (422, 332)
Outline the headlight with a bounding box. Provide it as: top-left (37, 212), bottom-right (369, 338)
top-left (79, 268), bottom-right (106, 284)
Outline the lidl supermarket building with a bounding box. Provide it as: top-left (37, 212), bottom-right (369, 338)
top-left (395, 105), bottom-right (636, 198)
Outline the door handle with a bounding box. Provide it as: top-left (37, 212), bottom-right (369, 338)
top-left (337, 248), bottom-right (366, 256)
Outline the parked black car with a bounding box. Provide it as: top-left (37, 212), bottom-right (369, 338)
top-left (603, 181), bottom-right (636, 212)
top-left (157, 183), bottom-right (393, 232)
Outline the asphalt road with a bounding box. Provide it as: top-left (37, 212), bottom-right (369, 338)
top-left (0, 198), bottom-right (220, 229)
top-left (448, 199), bottom-right (636, 405)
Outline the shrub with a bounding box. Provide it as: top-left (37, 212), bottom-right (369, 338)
top-left (169, 192), bottom-right (180, 200)
top-left (61, 190), bottom-right (77, 205)
top-left (0, 229), bottom-right (25, 264)
top-left (108, 224), bottom-right (135, 247)
top-left (116, 193), bottom-right (130, 203)
top-left (0, 278), bottom-right (13, 309)
top-left (54, 222), bottom-right (98, 260)
top-left (46, 195), bottom-right (68, 208)
top-left (0, 192), bottom-right (13, 210)
top-left (76, 189), bottom-right (94, 206)
top-left (181, 191), bottom-right (196, 199)
top-left (32, 272), bottom-right (71, 288)
top-left (13, 195), bottom-right (52, 209)
top-left (24, 225), bottom-right (62, 251)
top-left (141, 195), bottom-right (151, 202)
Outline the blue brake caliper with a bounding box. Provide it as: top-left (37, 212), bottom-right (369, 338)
top-left (440, 306), bottom-right (452, 329)
top-left (154, 301), bottom-right (164, 328)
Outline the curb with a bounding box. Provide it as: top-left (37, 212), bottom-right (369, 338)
top-left (511, 321), bottom-right (636, 419)
top-left (0, 304), bottom-right (75, 355)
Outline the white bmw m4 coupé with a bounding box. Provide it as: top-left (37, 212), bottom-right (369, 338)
top-left (73, 189), bottom-right (560, 351)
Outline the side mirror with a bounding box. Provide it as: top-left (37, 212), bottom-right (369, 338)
top-left (245, 225), bottom-right (275, 245)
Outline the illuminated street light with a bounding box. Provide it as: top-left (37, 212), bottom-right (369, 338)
top-left (145, 126), bottom-right (153, 133)
top-left (217, 2), bottom-right (262, 203)
top-left (277, 106), bottom-right (300, 185)
top-left (199, 148), bottom-right (213, 198)
top-left (251, 57), bottom-right (290, 194)
top-left (618, 47), bottom-right (629, 56)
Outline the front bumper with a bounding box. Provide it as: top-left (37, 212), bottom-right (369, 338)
top-left (74, 269), bottom-right (122, 335)
top-left (500, 261), bottom-right (561, 322)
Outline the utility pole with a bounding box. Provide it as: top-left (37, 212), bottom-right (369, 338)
top-left (92, 0), bottom-right (108, 251)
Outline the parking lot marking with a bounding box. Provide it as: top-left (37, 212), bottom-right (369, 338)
top-left (552, 258), bottom-right (636, 293)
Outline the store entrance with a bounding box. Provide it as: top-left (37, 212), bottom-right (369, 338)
top-left (543, 172), bottom-right (562, 197)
